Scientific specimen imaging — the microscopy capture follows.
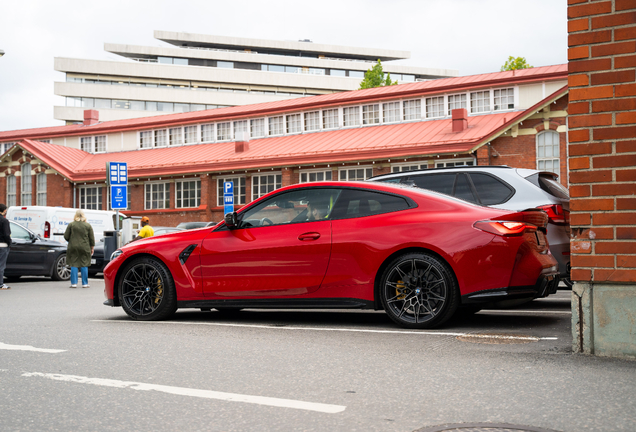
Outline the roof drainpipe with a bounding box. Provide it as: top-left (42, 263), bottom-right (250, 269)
top-left (83, 109), bottom-right (99, 126)
top-left (451, 108), bottom-right (468, 132)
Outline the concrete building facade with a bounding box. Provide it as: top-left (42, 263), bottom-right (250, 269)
top-left (55, 31), bottom-right (458, 124)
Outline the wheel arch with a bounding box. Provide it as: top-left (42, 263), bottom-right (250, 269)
top-left (112, 252), bottom-right (170, 307)
top-left (372, 247), bottom-right (459, 310)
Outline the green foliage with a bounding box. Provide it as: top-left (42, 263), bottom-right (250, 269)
top-left (501, 56), bottom-right (533, 71)
top-left (359, 60), bottom-right (398, 89)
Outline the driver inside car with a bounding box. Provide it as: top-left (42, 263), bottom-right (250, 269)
top-left (308, 200), bottom-right (330, 221)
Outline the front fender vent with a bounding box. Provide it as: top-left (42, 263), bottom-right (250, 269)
top-left (179, 244), bottom-right (198, 265)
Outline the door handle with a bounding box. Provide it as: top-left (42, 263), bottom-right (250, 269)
top-left (298, 232), bottom-right (321, 241)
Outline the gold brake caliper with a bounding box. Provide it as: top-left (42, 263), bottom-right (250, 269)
top-left (396, 280), bottom-right (406, 300)
top-left (155, 278), bottom-right (163, 305)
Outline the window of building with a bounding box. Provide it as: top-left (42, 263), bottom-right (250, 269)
top-left (435, 159), bottom-right (475, 168)
top-left (537, 131), bottom-right (560, 174)
top-left (36, 173), bottom-right (47, 206)
top-left (217, 61), bottom-right (234, 69)
top-left (80, 135), bottom-right (107, 153)
top-left (339, 166), bottom-right (373, 181)
top-left (391, 163), bottom-right (428, 173)
top-left (322, 109), bottom-right (339, 129)
top-left (201, 124), bottom-right (215, 142)
top-left (175, 179), bottom-right (201, 208)
top-left (140, 131), bottom-right (153, 149)
top-left (79, 186), bottom-right (102, 210)
top-left (184, 125), bottom-right (198, 144)
top-left (1, 142), bottom-right (15, 154)
top-left (470, 91), bottom-right (490, 113)
top-left (426, 96), bottom-right (445, 118)
top-left (217, 122), bottom-right (231, 141)
top-left (217, 176), bottom-right (247, 206)
top-left (6, 175), bottom-right (16, 206)
top-left (403, 99), bottom-right (421, 120)
top-left (349, 71), bottom-right (365, 78)
top-left (330, 69), bottom-right (346, 77)
top-left (252, 173), bottom-right (282, 201)
top-left (362, 104), bottom-right (380, 125)
top-left (343, 106), bottom-right (360, 127)
top-left (233, 120), bottom-right (248, 140)
top-left (286, 114), bottom-right (302, 134)
top-left (251, 118), bottom-right (265, 138)
top-left (169, 127), bottom-right (183, 146)
top-left (269, 116), bottom-right (284, 136)
top-left (299, 169), bottom-right (333, 183)
top-left (494, 88), bottom-right (515, 110)
top-left (383, 102), bottom-right (400, 123)
top-left (304, 111), bottom-right (321, 131)
top-left (145, 182), bottom-right (170, 209)
top-left (21, 163), bottom-right (32, 205)
top-left (448, 94), bottom-right (467, 115)
top-left (154, 129), bottom-right (167, 147)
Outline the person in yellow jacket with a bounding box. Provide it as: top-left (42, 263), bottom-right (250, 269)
top-left (131, 216), bottom-right (154, 242)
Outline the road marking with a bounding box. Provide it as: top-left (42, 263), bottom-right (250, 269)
top-left (0, 342), bottom-right (66, 353)
top-left (22, 372), bottom-right (345, 414)
top-left (91, 320), bottom-right (558, 341)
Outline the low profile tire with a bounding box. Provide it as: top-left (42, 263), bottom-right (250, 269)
top-left (118, 257), bottom-right (177, 321)
top-left (51, 254), bottom-right (71, 281)
top-left (380, 253), bottom-right (458, 329)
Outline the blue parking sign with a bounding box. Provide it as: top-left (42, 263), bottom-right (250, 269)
top-left (111, 185), bottom-right (128, 209)
top-left (223, 181), bottom-right (234, 215)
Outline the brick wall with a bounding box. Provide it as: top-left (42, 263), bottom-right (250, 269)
top-left (568, 0), bottom-right (636, 283)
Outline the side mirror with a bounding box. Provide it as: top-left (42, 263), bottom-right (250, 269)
top-left (224, 212), bottom-right (238, 229)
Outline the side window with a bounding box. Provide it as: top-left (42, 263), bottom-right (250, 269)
top-left (410, 174), bottom-right (456, 196)
top-left (239, 188), bottom-right (341, 228)
top-left (468, 173), bottom-right (514, 205)
top-left (454, 174), bottom-right (478, 203)
top-left (10, 223), bottom-right (31, 240)
top-left (331, 189), bottom-right (410, 220)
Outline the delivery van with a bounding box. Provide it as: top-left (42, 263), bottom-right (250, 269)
top-left (6, 206), bottom-right (125, 246)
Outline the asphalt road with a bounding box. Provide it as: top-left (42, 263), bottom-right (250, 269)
top-left (1, 278), bottom-right (635, 432)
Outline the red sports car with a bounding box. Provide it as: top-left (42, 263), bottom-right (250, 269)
top-left (103, 182), bottom-right (559, 329)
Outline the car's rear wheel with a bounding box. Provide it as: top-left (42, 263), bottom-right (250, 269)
top-left (380, 253), bottom-right (458, 329)
top-left (51, 254), bottom-right (70, 281)
top-left (118, 257), bottom-right (177, 321)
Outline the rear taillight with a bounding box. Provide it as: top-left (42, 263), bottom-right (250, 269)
top-left (44, 221), bottom-right (50, 238)
top-left (473, 221), bottom-right (537, 236)
top-left (538, 204), bottom-right (568, 225)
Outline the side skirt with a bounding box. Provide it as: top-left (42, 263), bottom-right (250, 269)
top-left (177, 298), bottom-right (375, 310)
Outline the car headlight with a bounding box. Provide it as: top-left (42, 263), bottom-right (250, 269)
top-left (110, 249), bottom-right (123, 261)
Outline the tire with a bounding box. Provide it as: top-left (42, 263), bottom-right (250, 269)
top-left (380, 253), bottom-right (458, 329)
top-left (118, 257), bottom-right (177, 321)
top-left (51, 254), bottom-right (71, 281)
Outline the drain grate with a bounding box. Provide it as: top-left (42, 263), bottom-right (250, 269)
top-left (456, 333), bottom-right (539, 344)
top-left (414, 422), bottom-right (561, 432)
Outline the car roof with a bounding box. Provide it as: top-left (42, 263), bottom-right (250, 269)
top-left (369, 165), bottom-right (517, 180)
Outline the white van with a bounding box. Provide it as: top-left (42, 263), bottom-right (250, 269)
top-left (6, 206), bottom-right (125, 246)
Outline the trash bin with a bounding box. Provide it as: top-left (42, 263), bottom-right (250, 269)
top-left (103, 230), bottom-right (119, 262)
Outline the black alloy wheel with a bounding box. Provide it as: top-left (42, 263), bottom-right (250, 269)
top-left (52, 254), bottom-right (71, 281)
top-left (118, 257), bottom-right (177, 321)
top-left (380, 253), bottom-right (458, 329)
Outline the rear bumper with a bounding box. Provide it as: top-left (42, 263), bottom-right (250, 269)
top-left (461, 270), bottom-right (560, 304)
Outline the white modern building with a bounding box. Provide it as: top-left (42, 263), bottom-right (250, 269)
top-left (55, 31), bottom-right (458, 124)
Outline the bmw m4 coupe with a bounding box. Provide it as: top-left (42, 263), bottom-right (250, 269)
top-left (103, 182), bottom-right (559, 329)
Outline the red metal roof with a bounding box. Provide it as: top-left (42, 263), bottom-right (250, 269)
top-left (0, 64), bottom-right (567, 140)
top-left (14, 84), bottom-right (567, 182)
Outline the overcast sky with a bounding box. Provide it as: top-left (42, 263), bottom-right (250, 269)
top-left (0, 0), bottom-right (567, 132)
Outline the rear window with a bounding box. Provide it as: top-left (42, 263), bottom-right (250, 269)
top-left (468, 173), bottom-right (514, 205)
top-left (410, 174), bottom-right (456, 195)
top-left (538, 174), bottom-right (570, 199)
top-left (331, 189), bottom-right (411, 219)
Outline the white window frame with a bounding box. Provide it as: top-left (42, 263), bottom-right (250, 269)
top-left (154, 129), bottom-right (167, 148)
top-left (362, 104), bottom-right (380, 125)
top-left (21, 163), bottom-right (32, 205)
top-left (447, 93), bottom-right (467, 115)
top-left (536, 130), bottom-right (560, 175)
top-left (80, 135), bottom-right (107, 153)
top-left (299, 168), bottom-right (333, 183)
top-left (233, 120), bottom-right (248, 140)
top-left (338, 165), bottom-right (373, 181)
top-left (494, 87), bottom-right (515, 111)
top-left (36, 173), bottom-right (47, 206)
top-left (217, 122), bottom-right (232, 141)
top-left (403, 99), bottom-right (422, 121)
top-left (322, 109), bottom-right (339, 129)
top-left (425, 96), bottom-right (445, 118)
top-left (144, 181), bottom-right (171, 210)
top-left (6, 175), bottom-right (16, 206)
top-left (216, 176), bottom-right (247, 206)
top-left (184, 125), bottom-right (198, 144)
top-left (269, 116), bottom-right (284, 136)
top-left (250, 118), bottom-right (265, 138)
top-left (175, 179), bottom-right (201, 208)
top-left (343, 106), bottom-right (360, 127)
top-left (139, 131), bottom-right (153, 149)
top-left (382, 101), bottom-right (401, 123)
top-left (470, 90), bottom-right (490, 114)
top-left (169, 127), bottom-right (184, 146)
top-left (251, 172), bottom-right (282, 201)
top-left (201, 124), bottom-right (215, 143)
top-left (286, 114), bottom-right (302, 134)
top-left (391, 162), bottom-right (429, 173)
top-left (304, 111), bottom-right (321, 132)
top-left (435, 158), bottom-right (475, 168)
top-left (78, 185), bottom-right (102, 210)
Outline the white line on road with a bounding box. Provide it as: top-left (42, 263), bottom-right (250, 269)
top-left (91, 320), bottom-right (558, 341)
top-left (0, 342), bottom-right (66, 353)
top-left (21, 372), bottom-right (345, 414)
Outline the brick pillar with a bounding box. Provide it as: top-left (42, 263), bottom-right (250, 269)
top-left (201, 174), bottom-right (213, 221)
top-left (282, 167), bottom-right (292, 187)
top-left (568, 0), bottom-right (636, 359)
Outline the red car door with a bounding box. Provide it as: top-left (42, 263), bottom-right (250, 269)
top-left (199, 220), bottom-right (332, 297)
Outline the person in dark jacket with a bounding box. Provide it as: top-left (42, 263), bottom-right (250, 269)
top-left (0, 204), bottom-right (11, 290)
top-left (64, 209), bottom-right (95, 288)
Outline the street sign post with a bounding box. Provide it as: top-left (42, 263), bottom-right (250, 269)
top-left (107, 162), bottom-right (128, 247)
top-left (223, 181), bottom-right (234, 216)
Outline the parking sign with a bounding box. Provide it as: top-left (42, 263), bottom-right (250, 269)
top-left (223, 181), bottom-right (234, 216)
top-left (107, 162), bottom-right (128, 210)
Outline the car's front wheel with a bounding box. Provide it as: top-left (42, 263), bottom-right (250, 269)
top-left (51, 254), bottom-right (70, 281)
top-left (118, 257), bottom-right (177, 321)
top-left (380, 253), bottom-right (458, 329)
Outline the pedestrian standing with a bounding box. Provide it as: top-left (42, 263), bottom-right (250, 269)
top-left (0, 204), bottom-right (11, 290)
top-left (130, 216), bottom-right (154, 242)
top-left (64, 209), bottom-right (95, 289)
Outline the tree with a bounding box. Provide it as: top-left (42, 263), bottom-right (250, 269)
top-left (359, 60), bottom-right (398, 89)
top-left (501, 56), bottom-right (533, 71)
